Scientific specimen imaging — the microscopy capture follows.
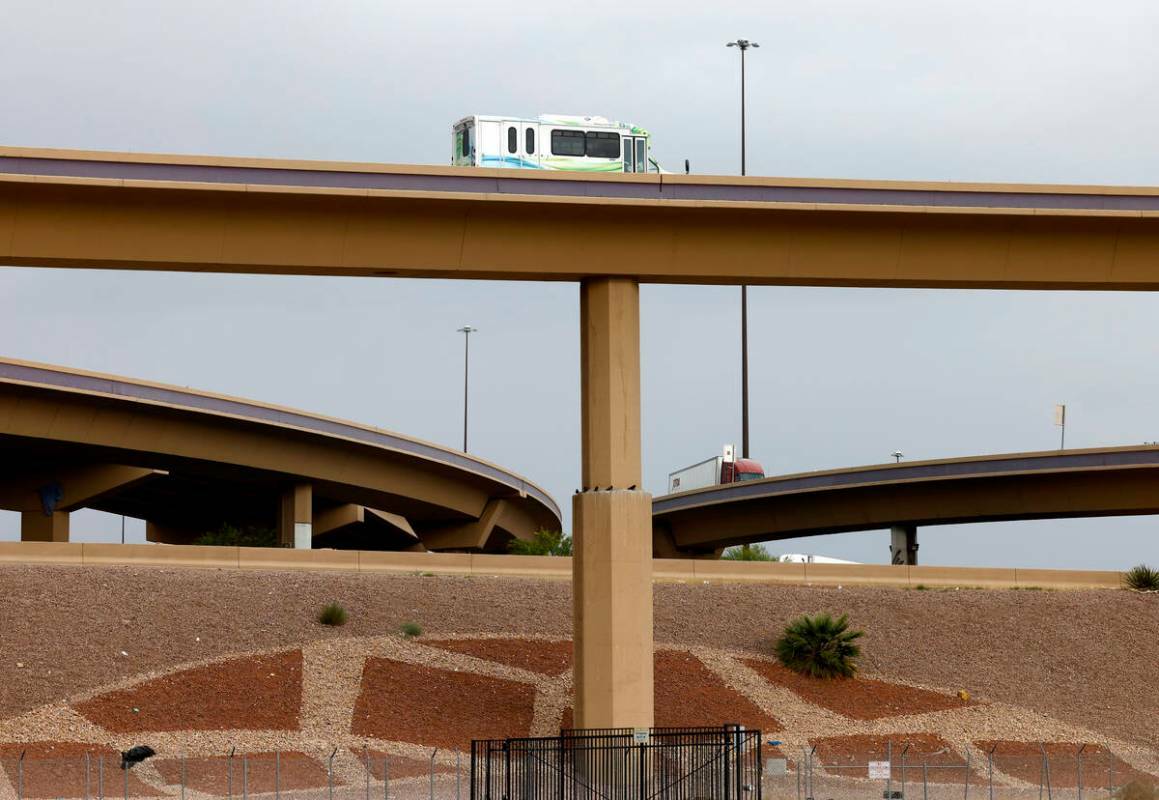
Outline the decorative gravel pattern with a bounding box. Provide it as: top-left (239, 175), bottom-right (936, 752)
top-left (0, 743), bottom-right (156, 798)
top-left (0, 564), bottom-right (1156, 800)
top-left (351, 657), bottom-right (537, 749)
top-left (653, 649), bottom-right (782, 731)
top-left (974, 741), bottom-right (1155, 788)
top-left (812, 733), bottom-right (975, 782)
top-left (74, 651), bottom-right (302, 733)
top-left (153, 751), bottom-right (329, 793)
top-left (743, 658), bottom-right (972, 720)
top-left (423, 638), bottom-right (573, 676)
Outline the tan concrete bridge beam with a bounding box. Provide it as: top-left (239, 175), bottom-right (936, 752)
top-left (278, 483), bottom-right (312, 549)
top-left (574, 278), bottom-right (653, 729)
top-left (0, 464), bottom-right (159, 542)
top-left (421, 497), bottom-right (510, 551)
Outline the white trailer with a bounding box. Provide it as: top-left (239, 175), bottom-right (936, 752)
top-left (667, 445), bottom-right (765, 494)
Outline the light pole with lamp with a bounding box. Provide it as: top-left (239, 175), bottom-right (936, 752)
top-left (727, 37), bottom-right (759, 459)
top-left (457, 326), bottom-right (477, 452)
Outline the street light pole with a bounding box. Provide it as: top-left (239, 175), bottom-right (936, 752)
top-left (728, 38), bottom-right (759, 459)
top-left (457, 326), bottom-right (477, 452)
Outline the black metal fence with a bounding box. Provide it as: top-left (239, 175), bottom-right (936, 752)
top-left (471, 724), bottom-right (763, 800)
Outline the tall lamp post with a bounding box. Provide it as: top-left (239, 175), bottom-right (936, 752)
top-left (727, 38), bottom-right (759, 459)
top-left (457, 326), bottom-right (477, 452)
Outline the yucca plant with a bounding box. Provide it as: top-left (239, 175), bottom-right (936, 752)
top-left (774, 613), bottom-right (864, 679)
top-left (1123, 564), bottom-right (1159, 591)
top-left (317, 602), bottom-right (348, 627)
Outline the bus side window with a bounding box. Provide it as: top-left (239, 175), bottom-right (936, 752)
top-left (623, 138), bottom-right (633, 172)
top-left (526, 127), bottom-right (535, 155)
top-left (635, 137), bottom-right (646, 173)
top-left (507, 126), bottom-right (517, 154)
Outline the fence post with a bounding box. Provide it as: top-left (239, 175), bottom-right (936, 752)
top-left (384, 757), bottom-right (389, 800)
top-left (274, 752), bottom-right (280, 800)
top-left (964, 749), bottom-right (972, 800)
top-left (242, 754), bottom-right (248, 800)
top-left (923, 763), bottom-right (929, 800)
top-left (180, 755), bottom-right (186, 800)
top-left (17, 750), bottom-right (24, 800)
top-left (429, 748), bottom-right (439, 800)
top-left (228, 748), bottom-right (236, 800)
top-left (887, 741), bottom-right (893, 800)
top-left (98, 754), bottom-right (104, 800)
top-left (1107, 748), bottom-right (1114, 799)
top-left (902, 744), bottom-right (910, 800)
top-left (1043, 744), bottom-right (1053, 800)
top-left (122, 756), bottom-right (128, 800)
top-left (1077, 745), bottom-right (1086, 800)
top-left (328, 748), bottom-right (337, 800)
top-left (364, 746), bottom-right (370, 800)
top-left (86, 752), bottom-right (91, 800)
top-left (988, 746), bottom-right (997, 800)
top-left (456, 751), bottom-right (462, 800)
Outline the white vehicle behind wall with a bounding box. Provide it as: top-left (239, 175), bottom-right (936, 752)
top-left (452, 114), bottom-right (664, 173)
top-left (667, 445), bottom-right (765, 494)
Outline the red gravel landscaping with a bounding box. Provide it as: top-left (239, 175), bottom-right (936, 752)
top-left (744, 657), bottom-right (971, 720)
top-left (154, 752), bottom-right (330, 793)
top-left (975, 741), bottom-right (1157, 787)
top-left (0, 743), bottom-right (156, 798)
top-left (812, 734), bottom-right (974, 783)
top-left (424, 638), bottom-right (573, 676)
top-left (351, 657), bottom-right (536, 750)
top-left (74, 650), bottom-right (303, 732)
top-left (360, 750), bottom-right (457, 780)
top-left (562, 651), bottom-right (781, 733)
top-left (655, 650), bottom-right (781, 732)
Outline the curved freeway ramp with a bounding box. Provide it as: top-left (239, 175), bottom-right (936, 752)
top-left (0, 358), bottom-right (560, 550)
top-left (653, 447), bottom-right (1159, 557)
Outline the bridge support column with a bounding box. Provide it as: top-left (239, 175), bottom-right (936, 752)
top-left (21, 510), bottom-right (69, 542)
top-left (279, 483), bottom-right (313, 549)
top-left (574, 278), bottom-right (653, 729)
top-left (891, 524), bottom-right (918, 565)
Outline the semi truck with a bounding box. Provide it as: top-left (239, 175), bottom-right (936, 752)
top-left (667, 445), bottom-right (765, 494)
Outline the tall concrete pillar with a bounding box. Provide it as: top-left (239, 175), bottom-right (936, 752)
top-left (890, 524), bottom-right (918, 565)
top-left (21, 510), bottom-right (70, 542)
top-left (574, 278), bottom-right (654, 729)
top-left (279, 483), bottom-right (313, 549)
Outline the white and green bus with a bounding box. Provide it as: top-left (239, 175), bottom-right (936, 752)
top-left (452, 114), bottom-right (662, 173)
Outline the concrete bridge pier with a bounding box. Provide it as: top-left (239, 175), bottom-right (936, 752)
top-left (891, 524), bottom-right (919, 565)
top-left (279, 483), bottom-right (313, 549)
top-left (573, 278), bottom-right (654, 729)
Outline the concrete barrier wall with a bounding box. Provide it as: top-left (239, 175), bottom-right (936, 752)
top-left (0, 541), bottom-right (1125, 589)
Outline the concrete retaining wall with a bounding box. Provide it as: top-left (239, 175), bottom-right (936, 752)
top-left (0, 541), bottom-right (1124, 589)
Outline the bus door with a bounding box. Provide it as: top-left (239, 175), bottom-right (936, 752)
top-left (634, 137), bottom-right (647, 173)
top-left (502, 119), bottom-right (529, 168)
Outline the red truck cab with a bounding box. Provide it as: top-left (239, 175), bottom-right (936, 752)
top-left (721, 458), bottom-right (765, 483)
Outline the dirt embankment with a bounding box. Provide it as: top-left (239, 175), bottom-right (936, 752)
top-left (0, 565), bottom-right (1155, 747)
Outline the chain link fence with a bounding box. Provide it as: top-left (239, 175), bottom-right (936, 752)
top-left (760, 744), bottom-right (1155, 800)
top-left (0, 747), bottom-right (467, 800)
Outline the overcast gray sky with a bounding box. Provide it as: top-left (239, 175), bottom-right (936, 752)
top-left (2, 0), bottom-right (1158, 569)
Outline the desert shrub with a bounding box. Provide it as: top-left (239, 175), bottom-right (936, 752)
top-left (195, 523), bottom-right (278, 548)
top-left (1116, 780), bottom-right (1157, 800)
top-left (508, 529), bottom-right (573, 556)
top-left (1123, 564), bottom-right (1159, 591)
top-left (774, 613), bottom-right (864, 679)
top-left (722, 544), bottom-right (778, 561)
top-left (317, 602), bottom-right (348, 627)
top-left (400, 621), bottom-right (422, 638)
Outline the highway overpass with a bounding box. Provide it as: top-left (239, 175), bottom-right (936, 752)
top-left (3, 144), bottom-right (1158, 729)
top-left (0, 358), bottom-right (560, 550)
top-left (654, 447), bottom-right (1159, 562)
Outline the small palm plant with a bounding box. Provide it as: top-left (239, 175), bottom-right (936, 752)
top-left (1123, 564), bottom-right (1159, 591)
top-left (774, 613), bottom-right (864, 679)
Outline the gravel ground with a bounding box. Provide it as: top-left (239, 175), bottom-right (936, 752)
top-left (0, 565), bottom-right (1155, 749)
